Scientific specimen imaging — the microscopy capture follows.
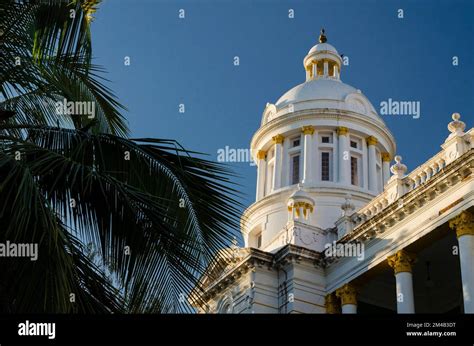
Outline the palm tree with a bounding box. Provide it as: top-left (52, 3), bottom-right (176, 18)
top-left (0, 0), bottom-right (241, 313)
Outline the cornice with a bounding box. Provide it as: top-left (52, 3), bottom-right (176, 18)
top-left (273, 243), bottom-right (323, 267)
top-left (241, 185), bottom-right (376, 232)
top-left (252, 108), bottom-right (396, 153)
top-left (198, 244), bottom-right (323, 302)
top-left (198, 248), bottom-right (273, 301)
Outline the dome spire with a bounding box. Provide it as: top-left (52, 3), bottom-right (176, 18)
top-left (304, 29), bottom-right (341, 81)
top-left (319, 28), bottom-right (327, 43)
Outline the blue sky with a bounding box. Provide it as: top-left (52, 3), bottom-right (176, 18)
top-left (92, 0), bottom-right (473, 210)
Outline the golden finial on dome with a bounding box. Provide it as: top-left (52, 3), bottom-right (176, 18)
top-left (319, 28), bottom-right (327, 43)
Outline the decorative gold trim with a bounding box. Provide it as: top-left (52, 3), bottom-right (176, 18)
top-left (302, 126), bottom-right (315, 135)
top-left (335, 283), bottom-right (357, 306)
top-left (325, 293), bottom-right (340, 314)
top-left (387, 250), bottom-right (416, 274)
top-left (288, 202), bottom-right (314, 213)
top-left (336, 126), bottom-right (348, 136)
top-left (272, 134), bottom-right (284, 144)
top-left (256, 150), bottom-right (266, 160)
top-left (381, 152), bottom-right (391, 162)
top-left (439, 198), bottom-right (464, 216)
top-left (366, 136), bottom-right (378, 146)
top-left (449, 210), bottom-right (474, 238)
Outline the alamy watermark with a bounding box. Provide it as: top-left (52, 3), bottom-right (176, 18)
top-left (0, 241), bottom-right (38, 261)
top-left (217, 146), bottom-right (256, 166)
top-left (380, 98), bottom-right (420, 119)
top-left (55, 98), bottom-right (95, 119)
top-left (324, 241), bottom-right (365, 261)
top-left (18, 320), bottom-right (55, 340)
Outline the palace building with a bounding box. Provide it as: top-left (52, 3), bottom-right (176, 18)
top-left (191, 30), bottom-right (474, 314)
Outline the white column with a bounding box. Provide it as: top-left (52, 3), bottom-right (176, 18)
top-left (367, 136), bottom-right (378, 192)
top-left (314, 130), bottom-right (320, 181)
top-left (449, 211), bottom-right (474, 313)
top-left (396, 272), bottom-right (415, 313)
top-left (362, 140), bottom-right (369, 189)
top-left (342, 304), bottom-right (357, 314)
top-left (323, 61), bottom-right (328, 77)
top-left (458, 236), bottom-right (474, 312)
top-left (336, 284), bottom-right (357, 314)
top-left (382, 152), bottom-right (391, 186)
top-left (337, 127), bottom-right (350, 185)
top-left (305, 66), bottom-right (311, 81)
top-left (388, 250), bottom-right (415, 313)
top-left (312, 62), bottom-right (317, 79)
top-left (272, 135), bottom-right (284, 191)
top-left (302, 126), bottom-right (314, 185)
top-left (297, 204), bottom-right (303, 220)
top-left (256, 150), bottom-right (266, 200)
top-left (334, 65), bottom-right (339, 79)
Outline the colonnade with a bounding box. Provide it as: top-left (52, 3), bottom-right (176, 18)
top-left (255, 126), bottom-right (391, 200)
top-left (324, 210), bottom-right (474, 314)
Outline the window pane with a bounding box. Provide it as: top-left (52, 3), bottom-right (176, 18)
top-left (321, 152), bottom-right (330, 181)
top-left (292, 139), bottom-right (300, 147)
top-left (321, 134), bottom-right (332, 144)
top-left (351, 157), bottom-right (358, 185)
top-left (292, 155), bottom-right (300, 184)
top-left (350, 140), bottom-right (358, 148)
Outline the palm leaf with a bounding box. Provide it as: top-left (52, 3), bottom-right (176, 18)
top-left (0, 124), bottom-right (242, 312)
top-left (1, 0), bottom-right (128, 136)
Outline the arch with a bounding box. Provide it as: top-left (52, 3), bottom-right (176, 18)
top-left (217, 294), bottom-right (234, 314)
top-left (345, 93), bottom-right (368, 115)
top-left (261, 103), bottom-right (277, 125)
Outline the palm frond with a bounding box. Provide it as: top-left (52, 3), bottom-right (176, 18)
top-left (0, 124), bottom-right (242, 312)
top-left (0, 0), bottom-right (128, 136)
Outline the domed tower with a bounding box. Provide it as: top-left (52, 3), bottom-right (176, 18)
top-left (243, 30), bottom-right (396, 253)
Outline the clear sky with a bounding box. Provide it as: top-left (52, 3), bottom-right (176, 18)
top-left (91, 0), bottom-right (473, 215)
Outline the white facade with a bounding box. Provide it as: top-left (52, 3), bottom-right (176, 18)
top-left (191, 31), bottom-right (474, 314)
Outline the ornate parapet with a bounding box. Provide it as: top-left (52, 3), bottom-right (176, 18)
top-left (340, 148), bottom-right (474, 244)
top-left (346, 124), bottom-right (473, 237)
top-left (442, 113), bottom-right (470, 165)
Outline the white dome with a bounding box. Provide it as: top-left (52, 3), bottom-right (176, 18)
top-left (288, 188), bottom-right (314, 206)
top-left (275, 79), bottom-right (356, 107)
top-left (245, 32), bottom-right (398, 255)
top-left (289, 188), bottom-right (311, 200)
top-left (308, 42), bottom-right (339, 55)
top-left (266, 78), bottom-right (383, 124)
